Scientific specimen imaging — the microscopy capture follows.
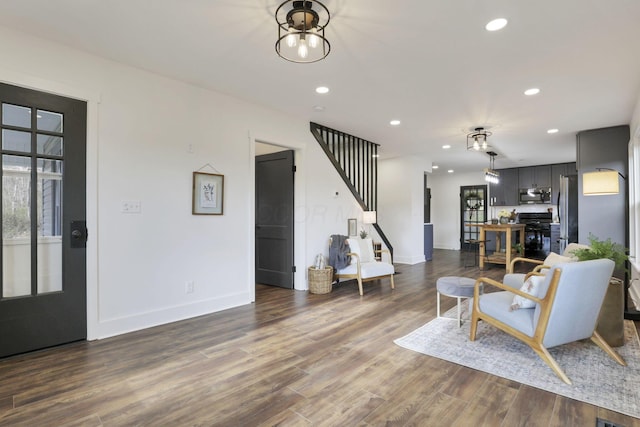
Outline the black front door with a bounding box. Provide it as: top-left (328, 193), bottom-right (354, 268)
top-left (255, 150), bottom-right (294, 289)
top-left (0, 83), bottom-right (87, 358)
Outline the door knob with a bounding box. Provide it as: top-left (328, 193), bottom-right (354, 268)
top-left (70, 220), bottom-right (87, 248)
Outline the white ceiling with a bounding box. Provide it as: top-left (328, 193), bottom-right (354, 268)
top-left (1, 0), bottom-right (639, 173)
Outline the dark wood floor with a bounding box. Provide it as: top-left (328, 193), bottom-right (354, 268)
top-left (0, 249), bottom-right (638, 426)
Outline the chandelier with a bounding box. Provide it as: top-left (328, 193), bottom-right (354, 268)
top-left (484, 151), bottom-right (500, 184)
top-left (467, 127), bottom-right (492, 151)
top-left (275, 0), bottom-right (331, 63)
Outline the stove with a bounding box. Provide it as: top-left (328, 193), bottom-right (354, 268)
top-left (517, 212), bottom-right (552, 258)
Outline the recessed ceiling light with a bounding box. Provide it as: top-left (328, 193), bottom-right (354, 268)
top-left (315, 86), bottom-right (329, 94)
top-left (442, 145), bottom-right (451, 149)
top-left (447, 169), bottom-right (454, 174)
top-left (524, 88), bottom-right (540, 96)
top-left (432, 165), bottom-right (439, 169)
top-left (390, 120), bottom-right (401, 126)
top-left (485, 18), bottom-right (508, 32)
top-left (547, 128), bottom-right (559, 134)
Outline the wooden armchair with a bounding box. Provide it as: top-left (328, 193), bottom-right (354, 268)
top-left (470, 259), bottom-right (626, 384)
top-left (334, 237), bottom-right (394, 296)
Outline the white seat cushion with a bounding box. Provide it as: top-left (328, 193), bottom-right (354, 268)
top-left (337, 261), bottom-right (394, 278)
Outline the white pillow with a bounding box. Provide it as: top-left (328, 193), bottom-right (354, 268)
top-left (357, 238), bottom-right (375, 263)
top-left (510, 275), bottom-right (544, 311)
top-left (347, 239), bottom-right (361, 264)
top-left (562, 243), bottom-right (590, 260)
top-left (543, 252), bottom-right (573, 267)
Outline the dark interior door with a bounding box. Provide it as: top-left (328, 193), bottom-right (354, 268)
top-left (255, 150), bottom-right (294, 288)
top-left (0, 83), bottom-right (87, 358)
top-left (460, 185), bottom-right (487, 250)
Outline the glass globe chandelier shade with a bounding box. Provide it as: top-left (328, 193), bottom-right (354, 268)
top-left (466, 127), bottom-right (492, 151)
top-left (275, 0), bottom-right (331, 63)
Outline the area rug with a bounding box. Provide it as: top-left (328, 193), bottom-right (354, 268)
top-left (394, 307), bottom-right (640, 419)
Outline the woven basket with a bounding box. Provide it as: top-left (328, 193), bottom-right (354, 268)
top-left (308, 266), bottom-right (333, 294)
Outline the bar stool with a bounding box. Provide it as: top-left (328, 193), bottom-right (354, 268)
top-left (463, 239), bottom-right (490, 267)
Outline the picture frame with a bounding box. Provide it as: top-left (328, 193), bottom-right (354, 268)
top-left (347, 218), bottom-right (357, 236)
top-left (192, 172), bottom-right (224, 215)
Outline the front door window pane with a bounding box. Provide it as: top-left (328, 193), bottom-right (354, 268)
top-left (37, 134), bottom-right (63, 156)
top-left (37, 109), bottom-right (63, 132)
top-left (2, 129), bottom-right (31, 152)
top-left (2, 154), bottom-right (31, 298)
top-left (2, 103), bottom-right (31, 128)
top-left (37, 158), bottom-right (63, 294)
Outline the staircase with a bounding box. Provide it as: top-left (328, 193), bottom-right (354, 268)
top-left (309, 122), bottom-right (393, 259)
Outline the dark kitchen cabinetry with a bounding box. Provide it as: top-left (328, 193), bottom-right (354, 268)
top-left (519, 165), bottom-right (551, 189)
top-left (489, 168), bottom-right (518, 206)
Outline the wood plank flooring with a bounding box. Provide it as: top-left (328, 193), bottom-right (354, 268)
top-left (0, 249), bottom-right (638, 426)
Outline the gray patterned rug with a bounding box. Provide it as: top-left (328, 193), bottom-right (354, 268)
top-left (394, 307), bottom-right (640, 419)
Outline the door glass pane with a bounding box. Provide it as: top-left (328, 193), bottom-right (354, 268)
top-left (37, 134), bottom-right (63, 156)
top-left (2, 129), bottom-right (31, 152)
top-left (2, 103), bottom-right (31, 128)
top-left (37, 158), bottom-right (63, 294)
top-left (37, 109), bottom-right (63, 132)
top-left (2, 154), bottom-right (31, 298)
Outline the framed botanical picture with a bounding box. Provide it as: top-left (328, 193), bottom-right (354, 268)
top-left (192, 172), bottom-right (224, 215)
top-left (348, 218), bottom-right (357, 236)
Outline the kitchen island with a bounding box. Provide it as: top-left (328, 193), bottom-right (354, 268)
top-left (477, 223), bottom-right (526, 271)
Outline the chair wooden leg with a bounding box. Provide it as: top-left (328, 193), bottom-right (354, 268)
top-left (591, 330), bottom-right (627, 366)
top-left (469, 311), bottom-right (479, 341)
top-left (531, 344), bottom-right (572, 385)
top-left (357, 278), bottom-right (364, 296)
top-left (389, 274), bottom-right (395, 290)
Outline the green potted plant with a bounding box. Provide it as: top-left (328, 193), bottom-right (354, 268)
top-left (570, 234), bottom-right (627, 274)
top-left (571, 233), bottom-right (628, 347)
top-left (512, 243), bottom-right (523, 256)
top-left (359, 227), bottom-right (368, 239)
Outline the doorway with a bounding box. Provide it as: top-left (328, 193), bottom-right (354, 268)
top-left (255, 147), bottom-right (295, 289)
top-left (460, 185), bottom-right (487, 251)
top-left (0, 82), bottom-right (87, 358)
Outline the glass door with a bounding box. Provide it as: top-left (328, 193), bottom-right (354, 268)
top-left (0, 82), bottom-right (87, 358)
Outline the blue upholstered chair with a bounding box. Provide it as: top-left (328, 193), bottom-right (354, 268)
top-left (469, 259), bottom-right (626, 384)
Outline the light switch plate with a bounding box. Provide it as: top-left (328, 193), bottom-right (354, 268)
top-left (121, 200), bottom-right (141, 213)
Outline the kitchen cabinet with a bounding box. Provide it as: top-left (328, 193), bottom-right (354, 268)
top-left (519, 165), bottom-right (551, 189)
top-left (489, 168), bottom-right (519, 206)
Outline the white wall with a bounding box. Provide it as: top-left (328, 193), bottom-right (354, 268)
top-left (379, 155), bottom-right (430, 264)
top-left (0, 25), bottom-right (360, 340)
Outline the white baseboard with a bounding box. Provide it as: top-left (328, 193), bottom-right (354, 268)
top-left (91, 292), bottom-right (252, 340)
top-left (394, 254), bottom-right (426, 265)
